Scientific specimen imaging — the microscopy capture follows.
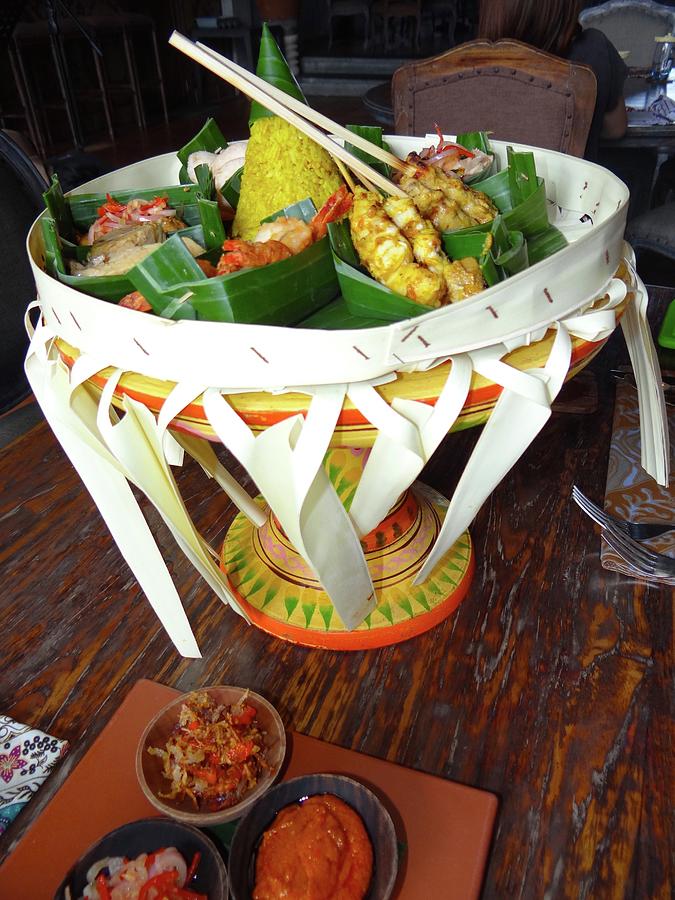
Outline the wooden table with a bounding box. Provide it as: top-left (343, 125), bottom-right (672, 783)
top-left (0, 288), bottom-right (672, 898)
top-left (609, 75), bottom-right (675, 152)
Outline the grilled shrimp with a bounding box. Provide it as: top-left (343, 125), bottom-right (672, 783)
top-left (255, 217), bottom-right (314, 254)
top-left (254, 186), bottom-right (353, 254)
top-left (216, 238), bottom-right (292, 274)
top-left (350, 188), bottom-right (446, 307)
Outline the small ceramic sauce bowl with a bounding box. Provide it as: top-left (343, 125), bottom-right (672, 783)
top-left (136, 685), bottom-right (286, 826)
top-left (228, 773), bottom-right (399, 900)
top-left (53, 817), bottom-right (227, 899)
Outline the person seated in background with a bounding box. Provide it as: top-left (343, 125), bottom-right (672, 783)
top-left (478, 0), bottom-right (628, 160)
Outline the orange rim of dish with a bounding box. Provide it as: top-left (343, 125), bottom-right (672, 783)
top-left (221, 550), bottom-right (475, 650)
top-left (56, 333), bottom-right (608, 437)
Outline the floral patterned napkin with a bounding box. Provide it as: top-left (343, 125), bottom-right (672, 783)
top-left (0, 716), bottom-right (68, 835)
top-left (602, 381), bottom-right (675, 583)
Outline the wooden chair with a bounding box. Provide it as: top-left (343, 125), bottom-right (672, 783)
top-left (392, 39), bottom-right (597, 157)
top-left (579, 0), bottom-right (675, 70)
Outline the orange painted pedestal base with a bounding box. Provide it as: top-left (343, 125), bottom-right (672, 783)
top-left (221, 450), bottom-right (474, 649)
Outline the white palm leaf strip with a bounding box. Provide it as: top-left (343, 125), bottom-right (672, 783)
top-left (169, 31), bottom-right (406, 199)
top-left (619, 258), bottom-right (669, 485)
top-left (154, 380), bottom-right (267, 528)
top-left (202, 384), bottom-right (376, 630)
top-left (23, 309), bottom-right (202, 657)
top-left (416, 324), bottom-right (573, 583)
top-left (347, 355), bottom-right (472, 537)
top-left (558, 273), bottom-right (628, 342)
top-left (91, 372), bottom-right (249, 618)
top-left (173, 432), bottom-right (267, 529)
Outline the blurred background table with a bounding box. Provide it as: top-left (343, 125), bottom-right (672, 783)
top-left (0, 288), bottom-right (672, 898)
top-left (614, 74), bottom-right (675, 151)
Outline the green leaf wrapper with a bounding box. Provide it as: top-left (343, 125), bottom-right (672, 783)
top-left (221, 166), bottom-right (243, 210)
top-left (473, 168), bottom-right (512, 211)
top-left (456, 131), bottom-right (495, 183)
top-left (526, 226), bottom-right (568, 265)
top-left (41, 215), bottom-right (136, 301)
top-left (507, 146), bottom-right (538, 205)
top-left (43, 176), bottom-right (76, 242)
top-left (128, 199), bottom-right (339, 325)
top-left (299, 296), bottom-right (386, 330)
top-left (345, 125), bottom-right (392, 179)
top-left (327, 221), bottom-right (429, 321)
top-left (67, 184), bottom-right (203, 231)
top-left (249, 23), bottom-right (307, 127)
top-left (442, 230), bottom-right (493, 260)
top-left (41, 217), bottom-right (65, 279)
top-left (501, 178), bottom-right (549, 235)
top-left (194, 163), bottom-right (215, 201)
top-left (446, 175), bottom-right (549, 239)
top-left (494, 230), bottom-right (529, 276)
top-left (456, 131), bottom-right (493, 156)
top-left (478, 250), bottom-right (502, 287)
top-left (177, 118), bottom-right (228, 184)
top-left (197, 197), bottom-right (226, 251)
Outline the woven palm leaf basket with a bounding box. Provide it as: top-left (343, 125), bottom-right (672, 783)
top-left (24, 135), bottom-right (669, 656)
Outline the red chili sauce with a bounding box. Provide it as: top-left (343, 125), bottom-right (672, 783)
top-left (253, 793), bottom-right (374, 900)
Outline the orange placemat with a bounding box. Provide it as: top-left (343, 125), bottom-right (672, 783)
top-left (0, 680), bottom-right (497, 898)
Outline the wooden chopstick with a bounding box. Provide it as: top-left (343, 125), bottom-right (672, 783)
top-left (168, 32), bottom-right (408, 198)
top-left (193, 38), bottom-right (410, 176)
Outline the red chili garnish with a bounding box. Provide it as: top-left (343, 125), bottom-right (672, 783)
top-left (227, 740), bottom-right (255, 764)
top-left (194, 766), bottom-right (218, 785)
top-left (184, 851), bottom-right (201, 886)
top-left (433, 123), bottom-right (474, 158)
top-left (139, 869), bottom-right (179, 900)
top-left (220, 763), bottom-right (243, 795)
top-left (231, 704), bottom-right (257, 726)
top-left (95, 872), bottom-right (112, 900)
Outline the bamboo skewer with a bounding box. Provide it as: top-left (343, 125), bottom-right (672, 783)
top-left (168, 32), bottom-right (408, 198)
top-left (192, 38), bottom-right (411, 177)
top-left (333, 156), bottom-right (357, 193)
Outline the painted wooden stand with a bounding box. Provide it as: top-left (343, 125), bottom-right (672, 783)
top-left (222, 447), bottom-right (474, 649)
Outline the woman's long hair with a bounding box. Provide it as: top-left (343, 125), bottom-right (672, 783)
top-left (478, 0), bottom-right (582, 58)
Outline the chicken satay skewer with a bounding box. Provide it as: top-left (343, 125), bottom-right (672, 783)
top-left (169, 32), bottom-right (408, 199)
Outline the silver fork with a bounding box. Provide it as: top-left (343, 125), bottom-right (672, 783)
top-left (571, 485), bottom-right (675, 540)
top-left (572, 487), bottom-right (675, 578)
top-left (600, 528), bottom-right (675, 578)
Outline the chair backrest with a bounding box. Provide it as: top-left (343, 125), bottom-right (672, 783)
top-left (392, 39), bottom-right (597, 157)
top-left (0, 130), bottom-right (48, 414)
top-left (579, 0), bottom-right (675, 69)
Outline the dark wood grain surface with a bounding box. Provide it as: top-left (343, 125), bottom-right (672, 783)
top-left (0, 289), bottom-right (672, 898)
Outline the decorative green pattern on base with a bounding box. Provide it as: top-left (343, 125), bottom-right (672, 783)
top-left (222, 484), bottom-right (472, 637)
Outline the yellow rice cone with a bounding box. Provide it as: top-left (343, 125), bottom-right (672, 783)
top-left (233, 118), bottom-right (344, 240)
